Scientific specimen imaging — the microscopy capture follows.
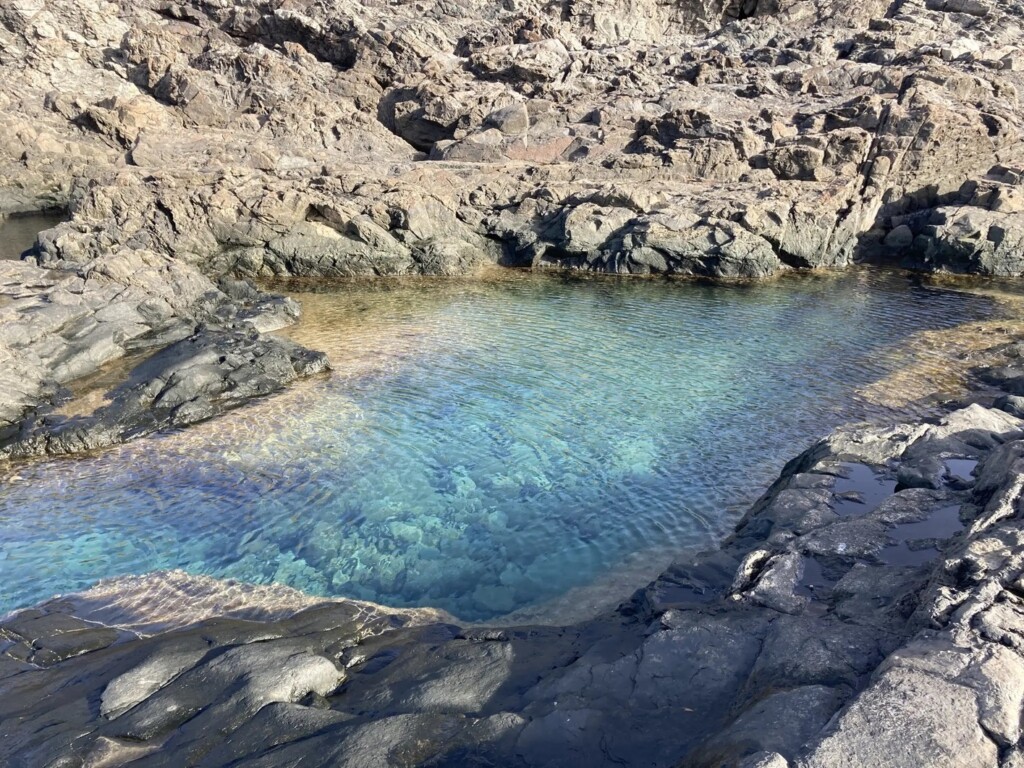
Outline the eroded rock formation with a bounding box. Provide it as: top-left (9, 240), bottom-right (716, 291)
top-left (1, 0), bottom-right (1024, 452)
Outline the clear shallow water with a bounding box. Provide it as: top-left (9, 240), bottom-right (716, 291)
top-left (0, 270), bottom-right (1003, 620)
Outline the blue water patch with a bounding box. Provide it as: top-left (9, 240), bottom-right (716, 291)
top-left (0, 271), bottom-right (1000, 619)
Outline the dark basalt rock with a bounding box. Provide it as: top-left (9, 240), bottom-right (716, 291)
top-left (995, 394), bottom-right (1024, 419)
top-left (1, 324), bottom-right (330, 458)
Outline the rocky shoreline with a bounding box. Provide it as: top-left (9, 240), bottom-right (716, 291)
top-left (5, 364), bottom-right (1024, 766)
top-left (1, 0), bottom-right (1024, 456)
top-left (3, 0), bottom-right (1024, 763)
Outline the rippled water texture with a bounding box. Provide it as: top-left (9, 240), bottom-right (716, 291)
top-left (0, 271), bottom-right (1004, 620)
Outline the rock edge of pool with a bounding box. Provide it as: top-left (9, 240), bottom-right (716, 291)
top-left (2, 270), bottom-right (1010, 623)
top-left (6, 369), bottom-right (1024, 767)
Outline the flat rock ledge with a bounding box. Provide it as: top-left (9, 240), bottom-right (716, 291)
top-left (3, 323), bottom-right (330, 458)
top-left (8, 368), bottom-right (1024, 767)
top-left (0, 252), bottom-right (331, 458)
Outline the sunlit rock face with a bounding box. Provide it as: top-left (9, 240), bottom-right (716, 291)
top-left (1, 0), bottom-right (1024, 453)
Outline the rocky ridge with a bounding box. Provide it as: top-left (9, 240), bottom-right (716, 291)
top-left (1, 0), bottom-right (1024, 452)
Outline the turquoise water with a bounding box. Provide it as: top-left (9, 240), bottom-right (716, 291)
top-left (0, 271), bottom-right (1001, 620)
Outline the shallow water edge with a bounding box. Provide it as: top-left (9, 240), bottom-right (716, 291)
top-left (3, 267), bottom-right (1022, 626)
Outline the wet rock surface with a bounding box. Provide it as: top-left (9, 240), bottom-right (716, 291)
top-left (7, 371), bottom-right (1024, 766)
top-left (0, 247), bottom-right (328, 456)
top-left (2, 323), bottom-right (330, 458)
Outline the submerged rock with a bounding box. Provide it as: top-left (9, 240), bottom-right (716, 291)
top-left (5, 385), bottom-right (1024, 765)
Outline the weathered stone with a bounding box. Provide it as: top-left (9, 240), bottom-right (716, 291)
top-left (801, 666), bottom-right (998, 768)
top-left (2, 324), bottom-right (330, 458)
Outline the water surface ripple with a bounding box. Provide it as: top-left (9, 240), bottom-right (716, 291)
top-left (0, 270), bottom-right (1002, 620)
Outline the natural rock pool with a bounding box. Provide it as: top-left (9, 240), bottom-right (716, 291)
top-left (0, 270), bottom-right (1005, 620)
top-left (0, 212), bottom-right (65, 260)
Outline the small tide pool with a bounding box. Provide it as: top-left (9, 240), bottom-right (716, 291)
top-left (0, 270), bottom-right (1006, 620)
top-left (0, 212), bottom-right (64, 260)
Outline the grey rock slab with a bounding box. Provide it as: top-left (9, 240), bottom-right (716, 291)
top-left (2, 324), bottom-right (330, 457)
top-left (190, 702), bottom-right (355, 766)
top-left (740, 551), bottom-right (810, 614)
top-left (799, 666), bottom-right (999, 768)
top-left (244, 711), bottom-right (526, 768)
top-left (957, 644), bottom-right (1024, 746)
top-left (100, 644), bottom-right (213, 719)
top-left (830, 562), bottom-right (927, 629)
top-left (102, 640), bottom-right (345, 765)
top-left (691, 685), bottom-right (848, 766)
top-left (744, 615), bottom-right (887, 694)
top-left (338, 636), bottom-right (516, 715)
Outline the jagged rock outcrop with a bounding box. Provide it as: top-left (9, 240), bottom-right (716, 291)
top-left (0, 240), bottom-right (326, 451)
